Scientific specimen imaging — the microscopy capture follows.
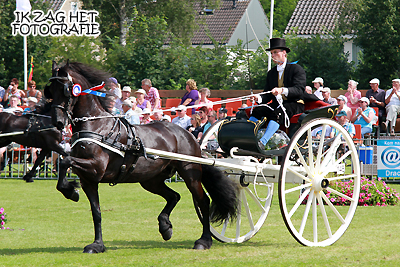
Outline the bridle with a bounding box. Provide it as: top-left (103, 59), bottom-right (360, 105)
top-left (44, 73), bottom-right (75, 126)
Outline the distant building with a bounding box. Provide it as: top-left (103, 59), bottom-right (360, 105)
top-left (284, 0), bottom-right (360, 64)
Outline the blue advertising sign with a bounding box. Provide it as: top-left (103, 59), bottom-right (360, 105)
top-left (377, 140), bottom-right (400, 177)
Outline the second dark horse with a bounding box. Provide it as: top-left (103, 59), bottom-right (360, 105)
top-left (0, 103), bottom-right (79, 202)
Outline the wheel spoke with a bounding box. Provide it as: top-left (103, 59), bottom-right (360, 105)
top-left (241, 190), bottom-right (255, 231)
top-left (327, 187), bottom-right (354, 202)
top-left (307, 128), bottom-right (314, 173)
top-left (320, 135), bottom-right (342, 170)
top-left (288, 187), bottom-right (311, 219)
top-left (294, 145), bottom-right (311, 174)
top-left (316, 192), bottom-right (332, 238)
top-left (321, 150), bottom-right (353, 177)
top-left (321, 192), bottom-right (346, 224)
top-left (220, 217), bottom-right (229, 236)
top-left (316, 126), bottom-right (327, 169)
top-left (284, 182), bottom-right (312, 194)
top-left (288, 167), bottom-right (312, 183)
top-left (299, 190), bottom-right (314, 236)
top-left (328, 173), bottom-right (358, 182)
top-left (312, 192), bottom-right (318, 243)
top-left (244, 187), bottom-right (269, 212)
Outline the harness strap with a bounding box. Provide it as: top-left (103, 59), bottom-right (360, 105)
top-left (71, 137), bottom-right (125, 157)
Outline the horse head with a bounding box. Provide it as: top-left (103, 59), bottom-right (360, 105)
top-left (44, 60), bottom-right (77, 130)
top-left (45, 61), bottom-right (111, 130)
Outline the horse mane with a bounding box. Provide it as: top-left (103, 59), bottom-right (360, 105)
top-left (34, 98), bottom-right (53, 115)
top-left (60, 61), bottom-right (114, 113)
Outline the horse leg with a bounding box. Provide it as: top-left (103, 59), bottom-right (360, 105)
top-left (178, 165), bottom-right (212, 250)
top-left (140, 177), bottom-right (181, 241)
top-left (81, 180), bottom-right (106, 253)
top-left (56, 156), bottom-right (80, 202)
top-left (23, 149), bottom-right (48, 183)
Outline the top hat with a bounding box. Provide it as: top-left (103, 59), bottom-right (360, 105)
top-left (267, 38), bottom-right (291, 53)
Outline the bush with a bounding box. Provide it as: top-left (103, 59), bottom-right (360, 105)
top-left (328, 177), bottom-right (400, 206)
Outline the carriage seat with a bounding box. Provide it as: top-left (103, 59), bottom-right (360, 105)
top-left (290, 100), bottom-right (332, 124)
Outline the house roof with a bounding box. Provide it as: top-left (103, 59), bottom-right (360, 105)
top-left (37, 0), bottom-right (65, 11)
top-left (191, 0), bottom-right (251, 45)
top-left (284, 0), bottom-right (342, 35)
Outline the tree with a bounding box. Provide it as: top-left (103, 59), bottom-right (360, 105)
top-left (84, 0), bottom-right (221, 47)
top-left (259, 0), bottom-right (299, 33)
top-left (340, 0), bottom-right (400, 89)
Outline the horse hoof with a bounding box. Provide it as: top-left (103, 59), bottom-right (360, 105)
top-left (161, 228), bottom-right (173, 241)
top-left (193, 239), bottom-right (212, 250)
top-left (83, 243), bottom-right (105, 253)
top-left (23, 176), bottom-right (34, 183)
top-left (70, 189), bottom-right (80, 202)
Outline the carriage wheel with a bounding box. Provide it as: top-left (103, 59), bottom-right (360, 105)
top-left (199, 120), bottom-right (274, 243)
top-left (279, 118), bottom-right (360, 246)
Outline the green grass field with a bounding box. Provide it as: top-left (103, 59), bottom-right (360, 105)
top-left (1, 179), bottom-right (400, 266)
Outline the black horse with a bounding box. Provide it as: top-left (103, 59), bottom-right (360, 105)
top-left (44, 61), bottom-right (238, 253)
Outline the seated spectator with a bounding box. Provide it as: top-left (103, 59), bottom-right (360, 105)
top-left (187, 114), bottom-right (203, 140)
top-left (351, 97), bottom-right (376, 137)
top-left (107, 77), bottom-right (122, 110)
top-left (23, 97), bottom-right (38, 113)
top-left (142, 78), bottom-right (161, 110)
top-left (366, 78), bottom-right (386, 125)
top-left (4, 95), bottom-right (23, 114)
top-left (4, 78), bottom-right (26, 106)
top-left (203, 110), bottom-right (217, 133)
top-left (198, 106), bottom-right (209, 127)
top-left (108, 95), bottom-right (122, 115)
top-left (321, 87), bottom-right (337, 105)
top-left (140, 108), bottom-right (153, 125)
top-left (345, 79), bottom-right (362, 110)
top-left (128, 96), bottom-right (143, 114)
top-left (153, 109), bottom-right (171, 122)
top-left (195, 87), bottom-right (213, 111)
top-left (218, 108), bottom-right (230, 120)
top-left (0, 86), bottom-right (5, 105)
top-left (171, 105), bottom-right (191, 129)
top-left (180, 79), bottom-right (199, 114)
top-left (330, 110), bottom-right (355, 139)
top-left (122, 99), bottom-right (140, 125)
top-left (337, 95), bottom-right (352, 120)
top-left (135, 89), bottom-right (151, 111)
top-left (383, 78), bottom-right (400, 136)
top-left (312, 77), bottom-right (324, 100)
top-left (26, 80), bottom-right (42, 101)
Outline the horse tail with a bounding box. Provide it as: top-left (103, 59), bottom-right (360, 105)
top-left (201, 164), bottom-right (239, 225)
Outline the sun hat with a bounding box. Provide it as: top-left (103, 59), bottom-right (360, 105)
top-left (312, 77), bottom-right (324, 84)
top-left (392, 78), bottom-right (400, 83)
top-left (142, 108), bottom-right (151, 114)
top-left (122, 99), bottom-right (133, 108)
top-left (122, 86), bottom-right (131, 92)
top-left (320, 87), bottom-right (331, 93)
top-left (360, 97), bottom-right (370, 105)
top-left (337, 95), bottom-right (347, 104)
top-left (219, 107), bottom-right (228, 114)
top-left (369, 78), bottom-right (380, 85)
top-left (176, 105), bottom-right (187, 111)
top-left (109, 77), bottom-right (118, 84)
top-left (135, 89), bottom-right (147, 95)
top-left (27, 97), bottom-right (38, 103)
top-left (335, 110), bottom-right (347, 117)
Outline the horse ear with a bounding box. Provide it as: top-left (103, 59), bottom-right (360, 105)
top-left (66, 59), bottom-right (70, 67)
top-left (52, 61), bottom-right (57, 71)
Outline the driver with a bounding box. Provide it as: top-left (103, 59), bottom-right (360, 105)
top-left (249, 38), bottom-right (306, 150)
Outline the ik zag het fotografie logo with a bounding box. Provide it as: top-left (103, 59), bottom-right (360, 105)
top-left (11, 10), bottom-right (100, 37)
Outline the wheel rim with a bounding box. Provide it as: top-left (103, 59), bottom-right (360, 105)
top-left (279, 118), bottom-right (360, 246)
top-left (210, 169), bottom-right (274, 243)
top-left (199, 120), bottom-right (273, 243)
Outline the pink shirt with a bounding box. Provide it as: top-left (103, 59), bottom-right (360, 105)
top-left (144, 87), bottom-right (161, 109)
top-left (345, 90), bottom-right (362, 109)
